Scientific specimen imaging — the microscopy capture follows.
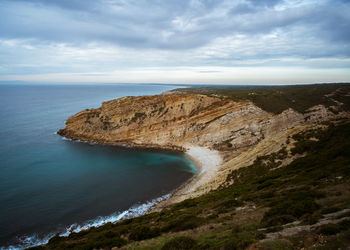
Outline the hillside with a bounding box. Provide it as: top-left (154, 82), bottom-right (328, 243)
top-left (35, 83), bottom-right (350, 249)
top-left (170, 83), bottom-right (350, 114)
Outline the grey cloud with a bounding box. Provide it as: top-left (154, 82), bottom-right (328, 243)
top-left (0, 0), bottom-right (349, 64)
top-left (0, 0), bottom-right (191, 47)
top-left (246, 0), bottom-right (282, 8)
top-left (7, 0), bottom-right (99, 11)
top-left (1, 0), bottom-right (349, 51)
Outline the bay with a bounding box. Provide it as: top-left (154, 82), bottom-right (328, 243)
top-left (0, 83), bottom-right (196, 249)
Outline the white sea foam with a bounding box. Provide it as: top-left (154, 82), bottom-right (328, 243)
top-left (60, 136), bottom-right (98, 145)
top-left (59, 193), bottom-right (170, 236)
top-left (60, 136), bottom-right (72, 141)
top-left (2, 194), bottom-right (170, 250)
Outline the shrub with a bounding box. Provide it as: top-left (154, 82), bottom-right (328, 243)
top-left (130, 112), bottom-right (146, 123)
top-left (80, 237), bottom-right (126, 249)
top-left (339, 219), bottom-right (350, 231)
top-left (129, 226), bottom-right (160, 241)
top-left (173, 198), bottom-right (199, 209)
top-left (104, 230), bottom-right (117, 238)
top-left (291, 140), bottom-right (316, 155)
top-left (162, 214), bottom-right (204, 232)
top-left (261, 215), bottom-right (295, 228)
top-left (215, 199), bottom-right (243, 209)
top-left (262, 198), bottom-right (319, 227)
top-left (265, 225), bottom-right (283, 233)
top-left (301, 212), bottom-right (322, 225)
top-left (161, 236), bottom-right (197, 250)
top-left (321, 206), bottom-right (342, 215)
top-left (317, 223), bottom-right (341, 235)
top-left (224, 231), bottom-right (259, 250)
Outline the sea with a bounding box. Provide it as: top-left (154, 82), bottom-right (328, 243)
top-left (0, 83), bottom-right (197, 249)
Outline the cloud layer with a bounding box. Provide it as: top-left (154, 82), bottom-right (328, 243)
top-left (0, 0), bottom-right (349, 83)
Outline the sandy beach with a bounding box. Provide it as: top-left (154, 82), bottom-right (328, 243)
top-left (152, 146), bottom-right (223, 210)
top-left (185, 146), bottom-right (222, 192)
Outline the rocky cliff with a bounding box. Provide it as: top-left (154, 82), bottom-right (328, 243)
top-left (58, 93), bottom-right (346, 152)
top-left (58, 91), bottom-right (349, 201)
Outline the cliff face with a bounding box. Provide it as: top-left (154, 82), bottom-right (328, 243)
top-left (58, 94), bottom-right (231, 150)
top-left (58, 93), bottom-right (344, 152)
top-left (58, 92), bottom-right (349, 201)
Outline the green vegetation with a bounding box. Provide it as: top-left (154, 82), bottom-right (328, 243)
top-left (130, 112), bottom-right (147, 123)
top-left (124, 111), bottom-right (149, 126)
top-left (175, 83), bottom-right (350, 114)
top-left (31, 119), bottom-right (350, 249)
top-left (317, 223), bottom-right (342, 235)
top-left (161, 236), bottom-right (198, 250)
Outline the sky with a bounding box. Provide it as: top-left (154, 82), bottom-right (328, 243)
top-left (0, 0), bottom-right (349, 84)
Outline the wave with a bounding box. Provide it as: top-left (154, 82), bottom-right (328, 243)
top-left (60, 136), bottom-right (72, 141)
top-left (2, 193), bottom-right (170, 250)
top-left (60, 136), bottom-right (99, 145)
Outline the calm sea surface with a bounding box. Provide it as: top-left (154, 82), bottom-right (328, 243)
top-left (0, 83), bottom-right (196, 249)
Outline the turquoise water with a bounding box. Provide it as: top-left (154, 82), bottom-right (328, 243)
top-left (0, 84), bottom-right (196, 249)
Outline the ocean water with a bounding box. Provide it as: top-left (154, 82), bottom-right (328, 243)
top-left (0, 83), bottom-right (196, 249)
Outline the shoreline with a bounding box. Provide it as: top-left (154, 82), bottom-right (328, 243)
top-left (59, 134), bottom-right (186, 154)
top-left (60, 135), bottom-right (223, 213)
top-left (8, 137), bottom-right (206, 249)
top-left (150, 146), bottom-right (223, 211)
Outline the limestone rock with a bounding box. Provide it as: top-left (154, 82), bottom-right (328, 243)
top-left (58, 93), bottom-right (346, 152)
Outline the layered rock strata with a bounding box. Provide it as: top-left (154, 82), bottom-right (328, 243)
top-left (58, 93), bottom-right (349, 203)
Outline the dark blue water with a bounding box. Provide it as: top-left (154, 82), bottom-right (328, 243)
top-left (0, 84), bottom-right (196, 249)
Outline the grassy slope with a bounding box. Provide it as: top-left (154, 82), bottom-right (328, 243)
top-left (30, 84), bottom-right (350, 249)
top-left (174, 83), bottom-right (350, 114)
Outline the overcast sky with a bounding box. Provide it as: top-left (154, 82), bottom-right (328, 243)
top-left (0, 0), bottom-right (349, 84)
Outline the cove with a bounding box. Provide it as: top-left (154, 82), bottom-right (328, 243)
top-left (0, 83), bottom-right (196, 248)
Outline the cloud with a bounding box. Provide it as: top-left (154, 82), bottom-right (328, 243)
top-left (1, 0), bottom-right (349, 50)
top-left (0, 0), bottom-right (349, 83)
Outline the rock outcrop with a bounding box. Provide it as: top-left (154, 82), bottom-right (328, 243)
top-left (58, 93), bottom-right (345, 152)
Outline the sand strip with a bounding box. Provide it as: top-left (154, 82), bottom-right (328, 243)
top-left (152, 146), bottom-right (222, 210)
top-left (185, 146), bottom-right (222, 192)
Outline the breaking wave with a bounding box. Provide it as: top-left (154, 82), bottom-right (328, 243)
top-left (2, 194), bottom-right (170, 250)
